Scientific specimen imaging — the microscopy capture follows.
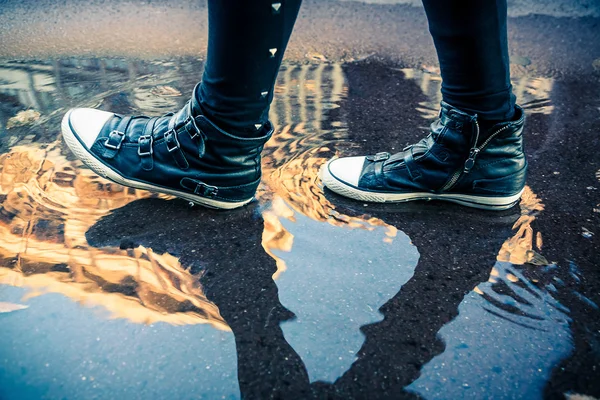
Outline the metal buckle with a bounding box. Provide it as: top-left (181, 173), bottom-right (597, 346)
top-left (164, 129), bottom-right (180, 153)
top-left (104, 130), bottom-right (125, 150)
top-left (186, 102), bottom-right (201, 140)
top-left (366, 152), bottom-right (390, 162)
top-left (184, 118), bottom-right (200, 140)
top-left (137, 135), bottom-right (153, 156)
top-left (194, 183), bottom-right (218, 198)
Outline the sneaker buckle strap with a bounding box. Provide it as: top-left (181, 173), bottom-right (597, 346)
top-left (366, 152), bottom-right (390, 162)
top-left (184, 101), bottom-right (199, 137)
top-left (373, 159), bottom-right (387, 188)
top-left (184, 104), bottom-right (208, 158)
top-left (94, 129), bottom-right (126, 159)
top-left (104, 130), bottom-right (125, 150)
top-left (138, 135), bottom-right (154, 171)
top-left (180, 177), bottom-right (218, 198)
top-left (366, 152), bottom-right (391, 188)
top-left (100, 116), bottom-right (132, 158)
top-left (184, 118), bottom-right (200, 140)
top-left (164, 129), bottom-right (189, 170)
top-left (180, 177), bottom-right (261, 202)
top-left (194, 182), bottom-right (218, 198)
top-left (403, 149), bottom-right (422, 181)
top-left (180, 120), bottom-right (207, 159)
top-left (174, 101), bottom-right (207, 158)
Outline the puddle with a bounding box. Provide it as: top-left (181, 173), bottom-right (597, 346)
top-left (0, 58), bottom-right (598, 399)
top-left (405, 190), bottom-right (586, 399)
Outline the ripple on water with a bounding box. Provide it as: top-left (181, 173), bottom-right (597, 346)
top-left (406, 187), bottom-right (597, 399)
top-left (0, 58), bottom-right (415, 334)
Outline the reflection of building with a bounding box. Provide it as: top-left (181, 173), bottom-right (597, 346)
top-left (0, 143), bottom-right (227, 328)
top-left (260, 63), bottom-right (399, 278)
top-left (399, 67), bottom-right (555, 120)
top-left (496, 186), bottom-right (547, 265)
top-left (0, 58), bottom-right (205, 127)
top-left (262, 62), bottom-right (396, 227)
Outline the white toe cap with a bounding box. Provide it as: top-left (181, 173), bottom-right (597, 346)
top-left (327, 156), bottom-right (366, 186)
top-left (67, 108), bottom-right (114, 149)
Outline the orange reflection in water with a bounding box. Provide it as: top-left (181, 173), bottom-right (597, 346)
top-left (259, 63), bottom-right (400, 279)
top-left (497, 186), bottom-right (548, 266)
top-left (473, 185), bottom-right (549, 291)
top-left (0, 143), bottom-right (227, 329)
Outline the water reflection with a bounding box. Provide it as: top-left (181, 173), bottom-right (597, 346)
top-left (274, 209), bottom-right (417, 383)
top-left (0, 58), bottom-right (596, 398)
top-left (399, 66), bottom-right (555, 121)
top-left (0, 143), bottom-right (227, 327)
top-left (405, 189), bottom-right (578, 399)
top-left (0, 59), bottom-right (420, 393)
top-left (317, 61), bottom-right (598, 398)
top-left (0, 58), bottom-right (403, 330)
top-left (84, 200), bottom-right (313, 398)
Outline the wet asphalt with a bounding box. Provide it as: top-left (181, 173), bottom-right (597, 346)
top-left (0, 0), bottom-right (599, 399)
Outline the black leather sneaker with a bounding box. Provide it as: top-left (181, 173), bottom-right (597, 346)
top-left (61, 84), bottom-right (272, 209)
top-left (321, 102), bottom-right (527, 210)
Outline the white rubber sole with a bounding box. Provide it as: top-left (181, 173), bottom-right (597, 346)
top-left (320, 160), bottom-right (523, 211)
top-left (61, 110), bottom-right (252, 210)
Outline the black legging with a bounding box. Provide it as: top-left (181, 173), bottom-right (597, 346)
top-left (197, 0), bottom-right (515, 136)
top-left (197, 0), bottom-right (302, 135)
top-left (422, 0), bottom-right (516, 122)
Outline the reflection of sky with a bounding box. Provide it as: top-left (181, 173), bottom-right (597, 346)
top-left (406, 261), bottom-right (573, 400)
top-left (0, 286), bottom-right (240, 400)
top-left (272, 210), bottom-right (419, 383)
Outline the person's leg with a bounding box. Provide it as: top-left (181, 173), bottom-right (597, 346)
top-left (322, 0), bottom-right (527, 210)
top-left (422, 0), bottom-right (516, 127)
top-left (61, 0), bottom-right (302, 209)
top-left (199, 0), bottom-right (302, 135)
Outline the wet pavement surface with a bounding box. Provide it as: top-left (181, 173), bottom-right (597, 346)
top-left (0, 1), bottom-right (599, 399)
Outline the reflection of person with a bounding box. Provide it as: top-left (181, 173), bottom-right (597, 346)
top-left (62, 0), bottom-right (526, 211)
top-left (86, 198), bottom-right (521, 398)
top-left (315, 203), bottom-right (521, 398)
top-left (87, 200), bottom-right (312, 398)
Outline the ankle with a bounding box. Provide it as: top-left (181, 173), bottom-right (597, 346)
top-left (195, 83), bottom-right (270, 138)
top-left (478, 105), bottom-right (517, 133)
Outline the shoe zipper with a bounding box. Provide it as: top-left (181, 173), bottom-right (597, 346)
top-left (440, 122), bottom-right (511, 192)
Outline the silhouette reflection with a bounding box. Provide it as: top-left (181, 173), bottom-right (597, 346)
top-left (86, 200), bottom-right (313, 399)
top-left (84, 194), bottom-right (573, 399)
top-left (314, 199), bottom-right (524, 398)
